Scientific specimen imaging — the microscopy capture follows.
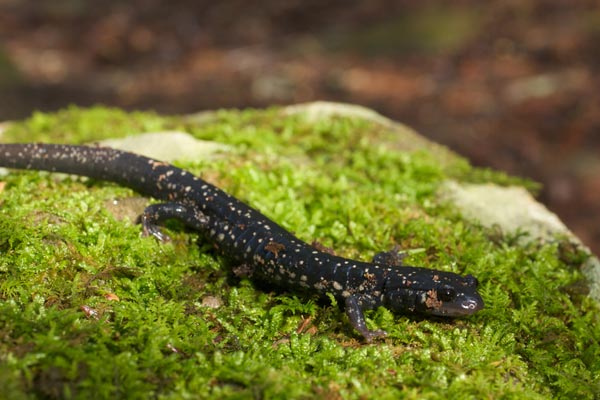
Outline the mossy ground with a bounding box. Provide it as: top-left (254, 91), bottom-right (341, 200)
top-left (0, 106), bottom-right (598, 399)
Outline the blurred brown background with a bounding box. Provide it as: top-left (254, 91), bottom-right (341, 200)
top-left (0, 0), bottom-right (599, 254)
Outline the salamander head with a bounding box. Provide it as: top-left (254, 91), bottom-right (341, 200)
top-left (382, 268), bottom-right (483, 317)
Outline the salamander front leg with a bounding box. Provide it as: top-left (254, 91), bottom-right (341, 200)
top-left (344, 295), bottom-right (387, 342)
top-left (140, 202), bottom-right (210, 242)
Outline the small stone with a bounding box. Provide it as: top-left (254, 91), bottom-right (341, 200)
top-left (201, 295), bottom-right (223, 309)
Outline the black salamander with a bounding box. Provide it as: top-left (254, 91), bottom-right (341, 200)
top-left (0, 143), bottom-right (483, 341)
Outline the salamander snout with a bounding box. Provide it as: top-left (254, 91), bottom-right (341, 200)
top-left (424, 282), bottom-right (484, 317)
top-left (458, 294), bottom-right (484, 314)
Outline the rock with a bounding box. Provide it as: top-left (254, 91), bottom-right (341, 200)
top-left (439, 181), bottom-right (571, 244)
top-left (98, 131), bottom-right (229, 162)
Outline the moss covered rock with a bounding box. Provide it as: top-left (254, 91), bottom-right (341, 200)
top-left (0, 103), bottom-right (597, 399)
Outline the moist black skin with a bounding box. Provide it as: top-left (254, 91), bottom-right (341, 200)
top-left (0, 143), bottom-right (484, 341)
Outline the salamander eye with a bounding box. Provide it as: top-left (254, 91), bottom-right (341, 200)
top-left (438, 286), bottom-right (456, 302)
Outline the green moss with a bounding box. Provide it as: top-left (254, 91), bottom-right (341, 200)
top-left (0, 106), bottom-right (598, 398)
top-left (2, 105), bottom-right (170, 144)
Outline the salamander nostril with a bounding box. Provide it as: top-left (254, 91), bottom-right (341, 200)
top-left (461, 297), bottom-right (484, 313)
top-left (463, 299), bottom-right (476, 310)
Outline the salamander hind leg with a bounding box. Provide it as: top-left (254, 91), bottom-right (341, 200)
top-left (344, 295), bottom-right (387, 342)
top-left (372, 245), bottom-right (407, 267)
top-left (140, 202), bottom-right (210, 242)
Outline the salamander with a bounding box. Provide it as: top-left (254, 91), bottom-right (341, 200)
top-left (0, 143), bottom-right (484, 341)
